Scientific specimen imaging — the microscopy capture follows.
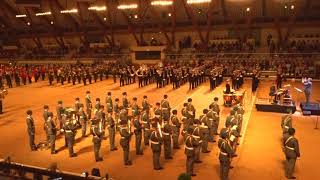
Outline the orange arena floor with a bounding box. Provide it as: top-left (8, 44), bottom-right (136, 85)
top-left (0, 78), bottom-right (319, 180)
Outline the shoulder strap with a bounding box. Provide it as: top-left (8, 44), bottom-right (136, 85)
top-left (285, 136), bottom-right (293, 146)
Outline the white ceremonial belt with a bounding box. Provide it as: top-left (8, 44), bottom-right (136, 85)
top-left (209, 118), bottom-right (214, 121)
top-left (162, 108), bottom-right (168, 110)
top-left (192, 135), bottom-right (200, 139)
top-left (220, 151), bottom-right (228, 156)
top-left (285, 146), bottom-right (295, 151)
top-left (150, 141), bottom-right (159, 145)
top-left (155, 115), bottom-right (160, 118)
top-left (185, 146), bottom-right (194, 150)
top-left (199, 140), bottom-right (203, 143)
top-left (121, 137), bottom-right (125, 139)
top-left (65, 130), bottom-right (72, 133)
top-left (285, 126), bottom-right (289, 129)
top-left (145, 128), bottom-right (150, 130)
top-left (171, 124), bottom-right (177, 127)
top-left (142, 121), bottom-right (148, 124)
top-left (163, 132), bottom-right (170, 136)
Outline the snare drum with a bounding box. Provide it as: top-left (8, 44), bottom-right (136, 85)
top-left (223, 94), bottom-right (233, 107)
top-left (234, 93), bottom-right (244, 105)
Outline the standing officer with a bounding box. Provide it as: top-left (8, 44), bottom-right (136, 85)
top-left (283, 128), bottom-right (300, 179)
top-left (43, 105), bottom-right (50, 143)
top-left (141, 109), bottom-right (151, 146)
top-left (210, 97), bottom-right (220, 115)
top-left (119, 120), bottom-right (133, 166)
top-left (26, 110), bottom-right (37, 151)
top-left (46, 112), bottom-right (57, 154)
top-left (163, 119), bottom-right (173, 159)
top-left (154, 103), bottom-right (162, 123)
top-left (107, 112), bottom-right (117, 151)
top-left (114, 98), bottom-right (120, 125)
top-left (200, 109), bottom-right (210, 153)
top-left (91, 118), bottom-right (103, 162)
top-left (161, 95), bottom-right (171, 122)
top-left (218, 129), bottom-right (235, 180)
top-left (150, 122), bottom-right (163, 170)
top-left (207, 107), bottom-right (218, 142)
top-left (186, 98), bottom-right (196, 121)
top-left (94, 98), bottom-right (101, 115)
top-left (131, 97), bottom-right (140, 117)
top-left (184, 127), bottom-right (197, 177)
top-left (142, 95), bottom-right (151, 112)
top-left (105, 92), bottom-right (113, 114)
top-left (79, 104), bottom-right (88, 137)
top-left (171, 110), bottom-right (181, 149)
top-left (85, 91), bottom-right (92, 120)
top-left (192, 119), bottom-right (202, 163)
top-left (133, 114), bottom-right (143, 155)
top-left (56, 100), bottom-right (64, 130)
top-left (122, 92), bottom-right (129, 109)
top-left (64, 113), bottom-right (77, 158)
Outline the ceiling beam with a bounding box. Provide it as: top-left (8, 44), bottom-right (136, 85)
top-left (205, 0), bottom-right (216, 44)
top-left (52, 0), bottom-right (79, 30)
top-left (181, 0), bottom-right (205, 44)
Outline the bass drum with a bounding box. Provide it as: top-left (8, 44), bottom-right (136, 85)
top-left (223, 94), bottom-right (233, 107)
top-left (234, 93), bottom-right (244, 105)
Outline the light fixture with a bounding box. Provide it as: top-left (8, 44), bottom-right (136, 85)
top-left (60, 8), bottom-right (78, 14)
top-left (151, 0), bottom-right (173, 6)
top-left (50, 21), bottom-right (54, 25)
top-left (168, 13), bottom-right (172, 17)
top-left (246, 7), bottom-right (250, 12)
top-left (134, 14), bottom-right (138, 19)
top-left (35, 11), bottom-right (51, 16)
top-left (103, 17), bottom-right (107, 21)
top-left (16, 14), bottom-right (27, 18)
top-left (290, 5), bottom-right (294, 10)
top-left (284, 5), bottom-right (288, 9)
top-left (187, 0), bottom-right (211, 4)
top-left (117, 4), bottom-right (138, 10)
top-left (88, 6), bottom-right (107, 11)
top-left (27, 22), bottom-right (31, 26)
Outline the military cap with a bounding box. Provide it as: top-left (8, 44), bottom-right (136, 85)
top-left (203, 109), bottom-right (208, 114)
top-left (75, 97), bottom-right (80, 100)
top-left (107, 92), bottom-right (111, 95)
top-left (214, 97), bottom-right (219, 101)
top-left (156, 102), bottom-right (160, 106)
top-left (172, 109), bottom-right (177, 114)
top-left (188, 98), bottom-right (192, 102)
top-left (133, 97), bottom-right (137, 101)
top-left (58, 100), bottom-right (63, 104)
top-left (86, 91), bottom-right (90, 94)
top-left (164, 94), bottom-right (168, 99)
top-left (26, 110), bottom-right (32, 115)
top-left (122, 92), bottom-right (127, 95)
top-left (143, 95), bottom-right (147, 99)
top-left (220, 129), bottom-right (228, 139)
top-left (96, 98), bottom-right (100, 101)
top-left (43, 105), bottom-right (49, 109)
top-left (115, 98), bottom-right (119, 102)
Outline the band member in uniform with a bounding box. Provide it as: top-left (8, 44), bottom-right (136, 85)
top-left (192, 119), bottom-right (202, 163)
top-left (91, 118), bottom-right (104, 162)
top-left (142, 95), bottom-right (151, 112)
top-left (302, 77), bottom-right (312, 106)
top-left (185, 127), bottom-right (198, 176)
top-left (56, 100), bottom-right (64, 130)
top-left (107, 111), bottom-right (118, 151)
top-left (150, 122), bottom-right (163, 170)
top-left (64, 113), bottom-right (77, 157)
top-left (79, 104), bottom-right (88, 137)
top-left (122, 92), bottom-right (129, 109)
top-left (105, 92), bottom-right (113, 113)
top-left (131, 97), bottom-right (140, 117)
top-left (94, 98), bottom-right (101, 115)
top-left (218, 130), bottom-right (235, 180)
top-left (46, 112), bottom-right (57, 154)
top-left (163, 119), bottom-right (173, 159)
top-left (133, 114), bottom-right (143, 155)
top-left (114, 98), bottom-right (120, 126)
top-left (161, 95), bottom-right (171, 122)
top-left (85, 91), bottom-right (92, 120)
top-left (283, 128), bottom-right (300, 179)
top-left (171, 110), bottom-right (181, 149)
top-left (154, 103), bottom-right (162, 123)
top-left (119, 120), bottom-right (133, 166)
top-left (26, 110), bottom-right (37, 151)
top-left (141, 109), bottom-right (151, 146)
top-left (199, 109), bottom-right (210, 153)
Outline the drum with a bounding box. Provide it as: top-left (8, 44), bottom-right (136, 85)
top-left (234, 93), bottom-right (244, 105)
top-left (223, 94), bottom-right (233, 107)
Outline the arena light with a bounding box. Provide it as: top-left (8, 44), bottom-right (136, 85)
top-left (290, 5), bottom-right (295, 10)
top-left (117, 4), bottom-right (138, 10)
top-left (88, 6), bottom-right (107, 11)
top-left (60, 8), bottom-right (78, 14)
top-left (187, 0), bottom-right (211, 4)
top-left (151, 0), bottom-right (173, 6)
top-left (16, 14), bottom-right (27, 18)
top-left (35, 11), bottom-right (51, 16)
top-left (246, 7), bottom-right (250, 12)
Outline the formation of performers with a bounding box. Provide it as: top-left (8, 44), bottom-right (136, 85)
top-left (26, 91), bottom-right (246, 179)
top-left (280, 111), bottom-right (300, 179)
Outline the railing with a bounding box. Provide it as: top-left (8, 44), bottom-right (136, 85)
top-left (0, 158), bottom-right (103, 180)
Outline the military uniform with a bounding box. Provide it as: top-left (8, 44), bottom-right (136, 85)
top-left (79, 106), bottom-right (88, 137)
top-left (91, 121), bottom-right (103, 161)
top-left (85, 93), bottom-right (92, 120)
top-left (185, 132), bottom-right (198, 176)
top-left (192, 124), bottom-right (202, 163)
top-left (43, 109), bottom-right (50, 142)
top-left (107, 113), bottom-right (117, 151)
top-left (133, 117), bottom-right (143, 155)
top-left (142, 98), bottom-right (151, 112)
top-left (64, 119), bottom-right (77, 157)
top-left (26, 114), bottom-right (37, 151)
top-left (119, 125), bottom-right (132, 165)
top-left (105, 95), bottom-right (113, 113)
top-left (218, 135), bottom-right (234, 180)
top-left (150, 127), bottom-right (163, 170)
top-left (131, 101), bottom-right (140, 117)
top-left (161, 99), bottom-right (171, 122)
top-left (283, 134), bottom-right (300, 179)
top-left (56, 103), bottom-right (64, 130)
top-left (171, 114), bottom-right (181, 149)
top-left (207, 109), bottom-right (218, 142)
top-left (141, 111), bottom-right (151, 146)
top-left (46, 116), bottom-right (57, 154)
top-left (199, 114), bottom-right (210, 153)
top-left (163, 120), bottom-right (172, 159)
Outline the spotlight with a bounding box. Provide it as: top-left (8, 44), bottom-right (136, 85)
top-left (50, 21), bottom-right (54, 25)
top-left (284, 5), bottom-right (288, 9)
top-left (246, 7), bottom-right (250, 12)
top-left (290, 5), bottom-right (295, 10)
top-left (134, 14), bottom-right (138, 19)
top-left (168, 13), bottom-right (172, 17)
top-left (104, 17), bottom-right (107, 21)
top-left (27, 22), bottom-right (31, 26)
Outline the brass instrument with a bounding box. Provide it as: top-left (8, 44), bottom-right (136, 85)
top-left (0, 89), bottom-right (8, 98)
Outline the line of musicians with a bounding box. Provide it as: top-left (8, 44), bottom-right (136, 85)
top-left (26, 92), bottom-right (245, 178)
